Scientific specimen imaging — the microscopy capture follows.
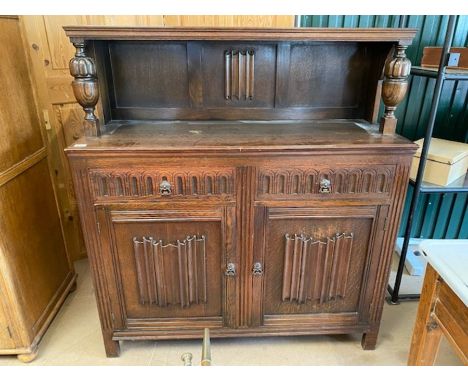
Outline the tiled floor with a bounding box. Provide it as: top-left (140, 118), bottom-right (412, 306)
top-left (0, 258), bottom-right (462, 366)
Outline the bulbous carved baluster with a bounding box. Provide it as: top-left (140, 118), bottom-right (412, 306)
top-left (380, 45), bottom-right (411, 134)
top-left (69, 41), bottom-right (100, 137)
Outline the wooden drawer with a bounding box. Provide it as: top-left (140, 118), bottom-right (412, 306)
top-left (88, 166), bottom-right (236, 201)
top-left (256, 164), bottom-right (396, 200)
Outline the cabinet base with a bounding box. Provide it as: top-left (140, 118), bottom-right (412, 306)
top-left (104, 339), bottom-right (120, 358)
top-left (106, 324), bottom-right (375, 357)
top-left (361, 329), bottom-right (379, 350)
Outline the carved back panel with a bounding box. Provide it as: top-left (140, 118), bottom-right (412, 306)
top-left (94, 40), bottom-right (392, 121)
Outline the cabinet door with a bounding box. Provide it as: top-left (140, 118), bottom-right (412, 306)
top-left (251, 205), bottom-right (388, 328)
top-left (96, 206), bottom-right (237, 332)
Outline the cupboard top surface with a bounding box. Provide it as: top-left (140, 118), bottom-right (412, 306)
top-left (64, 26), bottom-right (416, 45)
top-left (66, 119), bottom-right (416, 154)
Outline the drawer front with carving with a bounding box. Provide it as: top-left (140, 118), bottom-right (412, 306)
top-left (251, 205), bottom-right (388, 327)
top-left (256, 165), bottom-right (396, 200)
top-left (96, 207), bottom-right (237, 330)
top-left (89, 167), bottom-right (236, 201)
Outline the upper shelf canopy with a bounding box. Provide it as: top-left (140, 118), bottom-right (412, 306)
top-left (64, 26), bottom-right (417, 45)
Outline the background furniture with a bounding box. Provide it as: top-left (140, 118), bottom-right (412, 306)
top-left (388, 15), bottom-right (468, 304)
top-left (0, 16), bottom-right (76, 362)
top-left (65, 26), bottom-right (416, 357)
top-left (408, 240), bottom-right (468, 365)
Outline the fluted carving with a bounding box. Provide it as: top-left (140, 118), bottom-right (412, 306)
top-left (89, 169), bottom-right (235, 199)
top-left (133, 235), bottom-right (207, 308)
top-left (224, 49), bottom-right (255, 100)
top-left (69, 41), bottom-right (100, 137)
top-left (258, 167), bottom-right (394, 197)
top-left (380, 45), bottom-right (411, 134)
top-left (282, 233), bottom-right (354, 304)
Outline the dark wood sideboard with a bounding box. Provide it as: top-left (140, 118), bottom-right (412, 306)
top-left (64, 26), bottom-right (417, 357)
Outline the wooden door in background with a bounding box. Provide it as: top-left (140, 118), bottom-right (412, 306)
top-left (20, 15), bottom-right (294, 262)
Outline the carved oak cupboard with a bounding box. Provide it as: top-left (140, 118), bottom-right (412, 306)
top-left (64, 26), bottom-right (417, 357)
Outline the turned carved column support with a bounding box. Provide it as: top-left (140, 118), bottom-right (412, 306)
top-left (69, 40), bottom-right (100, 137)
top-left (380, 45), bottom-right (411, 134)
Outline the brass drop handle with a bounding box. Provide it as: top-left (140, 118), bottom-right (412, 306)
top-left (319, 178), bottom-right (331, 194)
top-left (225, 263), bottom-right (236, 277)
top-left (252, 262), bottom-right (263, 276)
top-left (159, 180), bottom-right (172, 196)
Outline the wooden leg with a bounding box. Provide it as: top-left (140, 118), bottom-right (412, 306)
top-left (17, 345), bottom-right (38, 363)
top-left (361, 327), bottom-right (379, 350)
top-left (103, 334), bottom-right (120, 357)
top-left (408, 265), bottom-right (442, 365)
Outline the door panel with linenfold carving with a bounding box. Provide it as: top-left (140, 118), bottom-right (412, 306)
top-left (252, 205), bottom-right (388, 325)
top-left (96, 206), bottom-right (237, 329)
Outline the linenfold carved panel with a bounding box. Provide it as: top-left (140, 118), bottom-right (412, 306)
top-left (89, 169), bottom-right (235, 198)
top-left (282, 233), bottom-right (354, 304)
top-left (133, 235), bottom-right (207, 308)
top-left (224, 49), bottom-right (255, 100)
top-left (258, 167), bottom-right (394, 196)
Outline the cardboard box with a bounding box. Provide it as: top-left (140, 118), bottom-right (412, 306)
top-left (421, 47), bottom-right (468, 70)
top-left (410, 138), bottom-right (468, 186)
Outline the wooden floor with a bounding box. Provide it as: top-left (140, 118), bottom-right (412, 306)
top-left (0, 257), bottom-right (462, 366)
